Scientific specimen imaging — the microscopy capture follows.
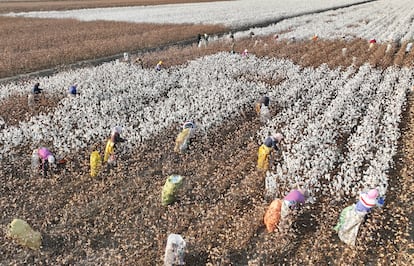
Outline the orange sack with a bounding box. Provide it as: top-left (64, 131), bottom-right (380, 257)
top-left (264, 199), bottom-right (283, 233)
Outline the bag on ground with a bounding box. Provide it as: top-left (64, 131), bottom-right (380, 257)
top-left (259, 105), bottom-right (271, 123)
top-left (7, 218), bottom-right (42, 250)
top-left (31, 149), bottom-right (39, 172)
top-left (162, 175), bottom-right (184, 206)
top-left (90, 151), bottom-right (102, 177)
top-left (164, 233), bottom-right (186, 266)
top-left (265, 173), bottom-right (278, 199)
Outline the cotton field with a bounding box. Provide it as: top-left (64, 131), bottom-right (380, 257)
top-left (5, 0), bottom-right (371, 27)
top-left (236, 0), bottom-right (414, 43)
top-left (8, 0), bottom-right (414, 44)
top-left (1, 52), bottom-right (413, 264)
top-left (1, 0), bottom-right (414, 265)
top-left (2, 55), bottom-right (412, 196)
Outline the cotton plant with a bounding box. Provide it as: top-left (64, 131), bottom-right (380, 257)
top-left (258, 62), bottom-right (413, 201)
top-left (0, 52), bottom-right (272, 157)
top-left (5, 0), bottom-right (414, 46)
top-left (331, 67), bottom-right (407, 197)
top-left (0, 51), bottom-right (412, 204)
top-left (199, 0), bottom-right (414, 45)
top-left (358, 68), bottom-right (413, 195)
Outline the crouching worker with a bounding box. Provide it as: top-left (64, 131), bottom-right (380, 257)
top-left (255, 96), bottom-right (271, 123)
top-left (334, 188), bottom-right (384, 245)
top-left (257, 133), bottom-right (283, 171)
top-left (174, 121), bottom-right (196, 154)
top-left (68, 84), bottom-right (79, 96)
top-left (32, 147), bottom-right (55, 177)
top-left (264, 188), bottom-right (308, 233)
top-left (155, 61), bottom-right (163, 71)
top-left (28, 82), bottom-right (42, 107)
top-left (104, 126), bottom-right (126, 166)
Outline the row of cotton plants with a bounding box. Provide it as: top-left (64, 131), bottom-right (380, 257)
top-left (260, 64), bottom-right (413, 199)
top-left (0, 52), bottom-right (275, 160)
top-left (1, 52), bottom-right (412, 201)
top-left (331, 69), bottom-right (405, 197)
top-left (230, 0), bottom-right (414, 43)
top-left (345, 71), bottom-right (408, 194)
top-left (4, 0), bottom-right (371, 28)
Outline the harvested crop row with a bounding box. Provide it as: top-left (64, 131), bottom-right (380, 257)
top-left (0, 0), bottom-right (222, 14)
top-left (0, 16), bottom-right (227, 79)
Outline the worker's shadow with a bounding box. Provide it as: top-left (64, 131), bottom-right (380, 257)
top-left (291, 208), bottom-right (319, 235)
top-left (40, 233), bottom-right (66, 255)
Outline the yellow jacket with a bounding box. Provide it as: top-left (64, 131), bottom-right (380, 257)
top-left (104, 139), bottom-right (115, 163)
top-left (257, 144), bottom-right (272, 170)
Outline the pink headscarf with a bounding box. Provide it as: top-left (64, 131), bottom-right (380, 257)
top-left (38, 147), bottom-right (52, 160)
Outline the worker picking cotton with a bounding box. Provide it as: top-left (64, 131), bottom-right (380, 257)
top-left (174, 121), bottom-right (196, 154)
top-left (134, 57), bottom-right (144, 68)
top-left (283, 188), bottom-right (307, 210)
top-left (334, 188), bottom-right (384, 245)
top-left (255, 96), bottom-right (271, 123)
top-left (264, 188), bottom-right (309, 233)
top-left (32, 82), bottom-right (42, 95)
top-left (257, 133), bottom-right (283, 171)
top-left (32, 147), bottom-right (55, 177)
top-left (104, 126), bottom-right (126, 166)
top-left (29, 82), bottom-right (43, 106)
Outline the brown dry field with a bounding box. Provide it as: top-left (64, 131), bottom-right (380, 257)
top-left (0, 1), bottom-right (414, 265)
top-left (0, 0), bottom-right (225, 13)
top-left (0, 0), bottom-right (230, 79)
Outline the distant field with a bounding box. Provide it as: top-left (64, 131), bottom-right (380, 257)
top-left (0, 16), bottom-right (227, 78)
top-left (0, 0), bottom-right (229, 79)
top-left (0, 0), bottom-right (374, 79)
